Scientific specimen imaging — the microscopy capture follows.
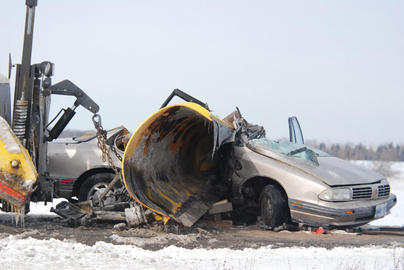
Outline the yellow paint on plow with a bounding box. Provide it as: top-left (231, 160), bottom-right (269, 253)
top-left (121, 102), bottom-right (213, 221)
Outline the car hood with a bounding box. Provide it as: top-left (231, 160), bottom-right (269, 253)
top-left (306, 156), bottom-right (383, 186)
top-left (249, 144), bottom-right (384, 186)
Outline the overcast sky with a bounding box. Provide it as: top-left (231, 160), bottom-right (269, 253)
top-left (0, 0), bottom-right (403, 144)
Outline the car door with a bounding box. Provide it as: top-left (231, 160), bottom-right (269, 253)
top-left (288, 116), bottom-right (304, 144)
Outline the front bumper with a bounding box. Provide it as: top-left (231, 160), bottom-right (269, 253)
top-left (289, 194), bottom-right (397, 227)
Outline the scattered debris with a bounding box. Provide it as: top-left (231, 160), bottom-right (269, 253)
top-left (311, 227), bottom-right (326, 235)
top-left (113, 223), bottom-right (127, 231)
top-left (125, 204), bottom-right (154, 228)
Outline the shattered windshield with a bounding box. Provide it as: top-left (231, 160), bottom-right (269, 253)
top-left (249, 138), bottom-right (330, 160)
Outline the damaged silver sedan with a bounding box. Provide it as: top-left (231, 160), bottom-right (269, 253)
top-left (122, 90), bottom-right (397, 229)
top-left (233, 123), bottom-right (397, 228)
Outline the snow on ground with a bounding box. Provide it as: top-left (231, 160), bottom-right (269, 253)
top-left (0, 235), bottom-right (403, 270)
top-left (2, 161), bottom-right (403, 270)
top-left (28, 199), bottom-right (66, 216)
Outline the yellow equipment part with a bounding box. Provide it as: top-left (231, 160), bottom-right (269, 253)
top-left (122, 102), bottom-right (234, 227)
top-left (0, 116), bottom-right (37, 210)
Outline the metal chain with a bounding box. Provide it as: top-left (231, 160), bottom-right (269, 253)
top-left (92, 114), bottom-right (119, 174)
top-left (110, 143), bottom-right (122, 162)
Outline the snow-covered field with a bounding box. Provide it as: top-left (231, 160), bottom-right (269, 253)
top-left (1, 161), bottom-right (404, 270)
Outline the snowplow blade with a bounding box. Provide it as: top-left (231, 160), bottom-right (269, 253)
top-left (0, 116), bottom-right (37, 210)
top-left (122, 102), bottom-right (234, 226)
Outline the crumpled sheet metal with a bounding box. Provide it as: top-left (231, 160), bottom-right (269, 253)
top-left (0, 116), bottom-right (37, 208)
top-left (122, 102), bottom-right (234, 226)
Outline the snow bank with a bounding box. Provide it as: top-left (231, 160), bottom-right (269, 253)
top-left (0, 235), bottom-right (403, 270)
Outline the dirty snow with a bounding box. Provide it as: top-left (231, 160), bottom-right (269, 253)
top-left (110, 232), bottom-right (199, 247)
top-left (1, 161), bottom-right (403, 270)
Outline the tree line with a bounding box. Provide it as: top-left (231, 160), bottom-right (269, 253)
top-left (307, 141), bottom-right (404, 161)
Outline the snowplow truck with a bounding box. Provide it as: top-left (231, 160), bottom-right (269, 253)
top-left (0, 0), bottom-right (100, 216)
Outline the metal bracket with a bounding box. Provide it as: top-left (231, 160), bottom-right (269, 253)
top-left (160, 89), bottom-right (209, 110)
top-left (46, 80), bottom-right (99, 113)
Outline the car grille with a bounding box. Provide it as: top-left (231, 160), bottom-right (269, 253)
top-left (378, 184), bottom-right (390, 197)
top-left (352, 187), bottom-right (372, 199)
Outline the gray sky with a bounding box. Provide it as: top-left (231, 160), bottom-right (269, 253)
top-left (0, 0), bottom-right (403, 144)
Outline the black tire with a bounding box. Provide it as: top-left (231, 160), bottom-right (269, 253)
top-left (259, 185), bottom-right (289, 228)
top-left (78, 172), bottom-right (117, 202)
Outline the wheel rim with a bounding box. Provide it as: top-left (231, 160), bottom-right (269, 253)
top-left (87, 182), bottom-right (115, 201)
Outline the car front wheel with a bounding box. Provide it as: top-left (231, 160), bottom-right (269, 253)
top-left (259, 184), bottom-right (289, 228)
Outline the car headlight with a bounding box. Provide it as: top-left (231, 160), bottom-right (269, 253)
top-left (318, 188), bottom-right (351, 202)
